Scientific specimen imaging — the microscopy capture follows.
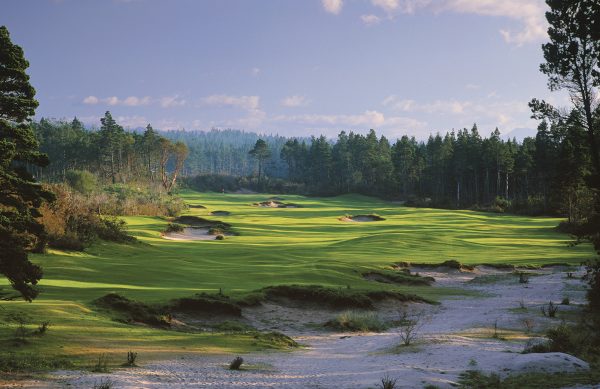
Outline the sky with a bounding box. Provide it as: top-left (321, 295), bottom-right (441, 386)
top-left (2, 0), bottom-right (569, 140)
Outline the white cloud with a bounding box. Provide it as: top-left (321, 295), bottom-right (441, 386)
top-left (370, 0), bottom-right (548, 45)
top-left (123, 96), bottom-right (151, 106)
top-left (105, 96), bottom-right (120, 106)
top-left (202, 94), bottom-right (260, 111)
top-left (160, 95), bottom-right (186, 108)
top-left (372, 0), bottom-right (400, 13)
top-left (361, 14), bottom-right (381, 26)
top-left (281, 95), bottom-right (309, 108)
top-left (322, 0), bottom-right (343, 15)
top-left (465, 83), bottom-right (480, 90)
top-left (272, 110), bottom-right (425, 131)
top-left (82, 96), bottom-right (99, 105)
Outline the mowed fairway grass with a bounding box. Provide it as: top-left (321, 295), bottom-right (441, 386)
top-left (0, 190), bottom-right (595, 364)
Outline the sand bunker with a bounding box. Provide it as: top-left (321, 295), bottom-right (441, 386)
top-left (210, 210), bottom-right (231, 216)
top-left (255, 200), bottom-right (300, 208)
top-left (340, 214), bottom-right (385, 222)
top-left (162, 227), bottom-right (223, 241)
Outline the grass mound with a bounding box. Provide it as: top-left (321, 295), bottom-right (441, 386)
top-left (252, 331), bottom-right (299, 349)
top-left (254, 200), bottom-right (301, 208)
top-left (173, 216), bottom-right (231, 228)
top-left (93, 293), bottom-right (169, 328)
top-left (210, 210), bottom-right (231, 216)
top-left (168, 293), bottom-right (242, 316)
top-left (261, 284), bottom-right (430, 309)
top-left (362, 269), bottom-right (434, 286)
top-left (163, 223), bottom-right (185, 233)
top-left (397, 259), bottom-right (475, 271)
top-left (325, 310), bottom-right (387, 332)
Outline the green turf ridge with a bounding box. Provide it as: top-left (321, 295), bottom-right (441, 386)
top-left (0, 191), bottom-right (594, 365)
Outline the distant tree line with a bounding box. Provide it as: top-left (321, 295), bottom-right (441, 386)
top-left (33, 113), bottom-right (595, 220)
top-left (277, 120), bottom-right (594, 220)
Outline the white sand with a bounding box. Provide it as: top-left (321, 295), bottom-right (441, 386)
top-left (162, 228), bottom-right (218, 241)
top-left (38, 266), bottom-right (592, 388)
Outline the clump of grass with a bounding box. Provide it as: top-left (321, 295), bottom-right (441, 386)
top-left (0, 353), bottom-right (73, 373)
top-left (36, 321), bottom-right (50, 335)
top-left (92, 354), bottom-right (109, 373)
top-left (251, 331), bottom-right (299, 349)
top-left (122, 351), bottom-right (137, 367)
top-left (519, 272), bottom-right (530, 284)
top-left (93, 379), bottom-right (114, 389)
top-left (378, 374), bottom-right (398, 389)
top-left (325, 311), bottom-right (387, 332)
top-left (561, 297), bottom-right (570, 305)
top-left (229, 356), bottom-right (244, 370)
top-left (541, 301), bottom-right (558, 317)
top-left (215, 234), bottom-right (225, 240)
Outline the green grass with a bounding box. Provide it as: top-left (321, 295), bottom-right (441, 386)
top-left (0, 191), bottom-right (594, 367)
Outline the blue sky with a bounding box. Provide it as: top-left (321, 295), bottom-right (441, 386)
top-left (2, 0), bottom-right (567, 139)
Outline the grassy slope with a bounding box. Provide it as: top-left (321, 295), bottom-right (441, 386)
top-left (0, 191), bottom-right (594, 365)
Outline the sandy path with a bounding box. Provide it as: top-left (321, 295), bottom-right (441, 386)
top-left (41, 267), bottom-right (591, 388)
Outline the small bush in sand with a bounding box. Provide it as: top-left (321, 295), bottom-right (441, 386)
top-left (92, 354), bottom-right (109, 373)
top-left (215, 234), bottom-right (225, 240)
top-left (325, 311), bottom-right (386, 332)
top-left (518, 299), bottom-right (526, 309)
top-left (378, 374), bottom-right (398, 389)
top-left (541, 301), bottom-right (558, 317)
top-left (123, 351), bottom-right (137, 367)
top-left (566, 271), bottom-right (574, 279)
top-left (561, 297), bottom-right (570, 305)
top-left (93, 379), bottom-right (114, 389)
top-left (397, 310), bottom-right (424, 346)
top-left (229, 356), bottom-right (244, 370)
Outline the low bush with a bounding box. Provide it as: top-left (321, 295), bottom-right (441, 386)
top-left (325, 311), bottom-right (387, 332)
top-left (229, 356), bottom-right (243, 370)
top-left (92, 354), bottom-right (109, 373)
top-left (378, 375), bottom-right (398, 389)
top-left (123, 351), bottom-right (137, 367)
top-left (541, 301), bottom-right (558, 317)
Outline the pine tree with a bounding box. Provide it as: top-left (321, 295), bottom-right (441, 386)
top-left (0, 26), bottom-right (54, 301)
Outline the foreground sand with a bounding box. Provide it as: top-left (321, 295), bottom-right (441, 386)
top-left (22, 266), bottom-right (593, 388)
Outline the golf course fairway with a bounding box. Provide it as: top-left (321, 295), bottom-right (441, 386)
top-left (0, 191), bottom-right (594, 367)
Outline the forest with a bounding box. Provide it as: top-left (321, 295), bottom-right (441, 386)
top-left (35, 111), bottom-right (594, 221)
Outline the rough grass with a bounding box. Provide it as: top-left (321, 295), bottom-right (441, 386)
top-left (325, 311), bottom-right (387, 332)
top-left (362, 269), bottom-right (434, 286)
top-left (0, 191), bottom-right (593, 360)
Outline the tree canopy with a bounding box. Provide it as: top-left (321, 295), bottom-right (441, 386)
top-left (0, 26), bottom-right (53, 301)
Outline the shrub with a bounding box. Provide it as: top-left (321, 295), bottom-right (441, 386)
top-left (561, 297), bottom-right (570, 305)
top-left (583, 259), bottom-right (600, 312)
top-left (541, 301), bottom-right (558, 317)
top-left (123, 351), bottom-right (137, 367)
top-left (519, 272), bottom-right (529, 284)
top-left (378, 375), bottom-right (398, 389)
top-left (397, 310), bottom-right (424, 346)
top-left (325, 311), bottom-right (386, 332)
top-left (229, 356), bottom-right (243, 370)
top-left (65, 170), bottom-right (97, 194)
top-left (215, 234), bottom-right (225, 240)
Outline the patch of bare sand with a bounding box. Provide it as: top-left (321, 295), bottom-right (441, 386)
top-left (162, 228), bottom-right (219, 241)
top-left (44, 266), bottom-right (592, 388)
